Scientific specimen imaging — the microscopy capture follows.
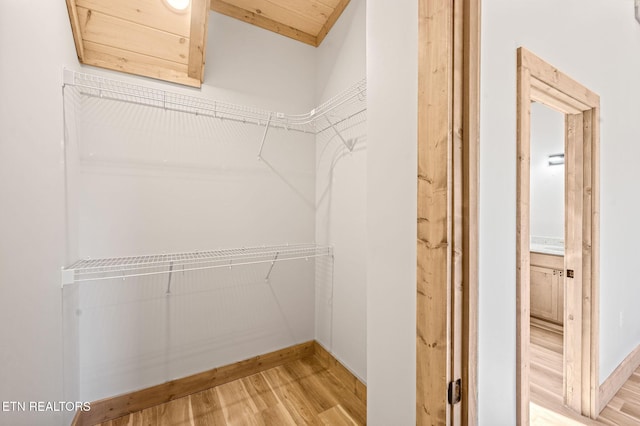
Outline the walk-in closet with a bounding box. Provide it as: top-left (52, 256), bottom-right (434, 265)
top-left (60, 1), bottom-right (368, 424)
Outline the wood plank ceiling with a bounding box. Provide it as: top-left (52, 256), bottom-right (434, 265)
top-left (66, 0), bottom-right (209, 87)
top-left (211, 0), bottom-right (351, 47)
top-left (66, 0), bottom-right (349, 87)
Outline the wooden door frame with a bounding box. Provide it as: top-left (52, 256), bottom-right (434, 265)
top-left (516, 47), bottom-right (600, 423)
top-left (417, 0), bottom-right (480, 424)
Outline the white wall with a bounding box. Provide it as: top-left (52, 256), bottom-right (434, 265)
top-left (1, 3), bottom-right (321, 423)
top-left (73, 263), bottom-right (316, 402)
top-left (315, 0), bottom-right (367, 381)
top-left (64, 13), bottom-right (319, 402)
top-left (67, 12), bottom-right (317, 257)
top-left (366, 0), bottom-right (417, 424)
top-left (0, 2), bottom-right (77, 425)
top-left (480, 0), bottom-right (640, 423)
top-left (530, 102), bottom-right (564, 240)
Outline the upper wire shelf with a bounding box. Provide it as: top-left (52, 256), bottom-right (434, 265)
top-left (61, 243), bottom-right (332, 285)
top-left (62, 70), bottom-right (366, 135)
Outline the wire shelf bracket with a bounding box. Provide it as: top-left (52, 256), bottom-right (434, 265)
top-left (264, 252), bottom-right (279, 281)
top-left (257, 112), bottom-right (273, 160)
top-left (324, 115), bottom-right (356, 152)
top-left (61, 243), bottom-right (333, 286)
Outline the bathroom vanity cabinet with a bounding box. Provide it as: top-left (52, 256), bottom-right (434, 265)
top-left (530, 252), bottom-right (564, 325)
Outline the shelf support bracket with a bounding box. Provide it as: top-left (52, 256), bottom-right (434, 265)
top-left (257, 113), bottom-right (273, 160)
top-left (265, 252), bottom-right (280, 281)
top-left (166, 261), bottom-right (174, 294)
top-left (61, 268), bottom-right (75, 288)
top-left (325, 116), bottom-right (355, 152)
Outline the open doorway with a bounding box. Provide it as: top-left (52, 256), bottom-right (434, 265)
top-left (516, 48), bottom-right (600, 424)
top-left (528, 101), bottom-right (572, 420)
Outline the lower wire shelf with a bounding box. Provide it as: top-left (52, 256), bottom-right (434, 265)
top-left (61, 243), bottom-right (332, 286)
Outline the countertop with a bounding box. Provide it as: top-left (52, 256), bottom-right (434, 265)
top-left (530, 236), bottom-right (564, 256)
top-left (530, 244), bottom-right (564, 256)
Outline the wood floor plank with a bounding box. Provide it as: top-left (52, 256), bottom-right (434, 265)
top-left (530, 342), bottom-right (563, 365)
top-left (621, 377), bottom-right (640, 397)
top-left (619, 399), bottom-right (640, 422)
top-left (530, 402), bottom-right (591, 426)
top-left (617, 387), bottom-right (640, 408)
top-left (241, 373), bottom-right (280, 412)
top-left (318, 405), bottom-right (358, 425)
top-left (190, 388), bottom-right (226, 426)
top-left (530, 365), bottom-right (563, 396)
top-left (606, 395), bottom-right (625, 411)
top-left (156, 396), bottom-right (193, 426)
top-left (599, 406), bottom-right (640, 426)
top-left (216, 378), bottom-right (261, 425)
top-left (261, 366), bottom-right (323, 425)
top-left (284, 359), bottom-right (339, 413)
top-left (530, 382), bottom-right (564, 407)
top-left (531, 325), bottom-right (563, 354)
top-left (315, 369), bottom-right (366, 424)
top-left (257, 402), bottom-right (297, 425)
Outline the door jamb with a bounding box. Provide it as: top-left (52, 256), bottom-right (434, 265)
top-left (417, 0), bottom-right (480, 424)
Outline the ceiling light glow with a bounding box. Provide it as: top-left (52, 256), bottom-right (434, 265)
top-left (165, 0), bottom-right (190, 11)
top-left (548, 153), bottom-right (565, 166)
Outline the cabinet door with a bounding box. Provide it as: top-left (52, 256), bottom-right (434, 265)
top-left (530, 265), bottom-right (558, 322)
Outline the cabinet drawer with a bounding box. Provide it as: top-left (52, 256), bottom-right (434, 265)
top-left (531, 252), bottom-right (564, 270)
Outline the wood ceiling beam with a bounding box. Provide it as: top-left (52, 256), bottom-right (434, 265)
top-left (315, 0), bottom-right (350, 46)
top-left (66, 0), bottom-right (85, 61)
top-left (189, 0), bottom-right (210, 82)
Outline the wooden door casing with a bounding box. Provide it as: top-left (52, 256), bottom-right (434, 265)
top-left (516, 47), bottom-right (600, 423)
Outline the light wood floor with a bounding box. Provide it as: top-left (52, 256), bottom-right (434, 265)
top-left (530, 324), bottom-right (640, 425)
top-left (96, 355), bottom-right (365, 426)
top-left (93, 325), bottom-right (640, 425)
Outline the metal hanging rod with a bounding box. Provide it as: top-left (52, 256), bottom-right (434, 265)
top-left (62, 70), bottom-right (366, 137)
top-left (61, 243), bottom-right (333, 286)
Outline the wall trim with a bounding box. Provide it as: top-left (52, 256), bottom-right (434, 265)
top-left (598, 343), bottom-right (640, 413)
top-left (313, 341), bottom-right (367, 404)
top-left (72, 340), bottom-right (365, 425)
top-left (74, 341), bottom-right (314, 425)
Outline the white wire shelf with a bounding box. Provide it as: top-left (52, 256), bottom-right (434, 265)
top-left (62, 69), bottom-right (366, 135)
top-left (62, 243), bottom-right (333, 285)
